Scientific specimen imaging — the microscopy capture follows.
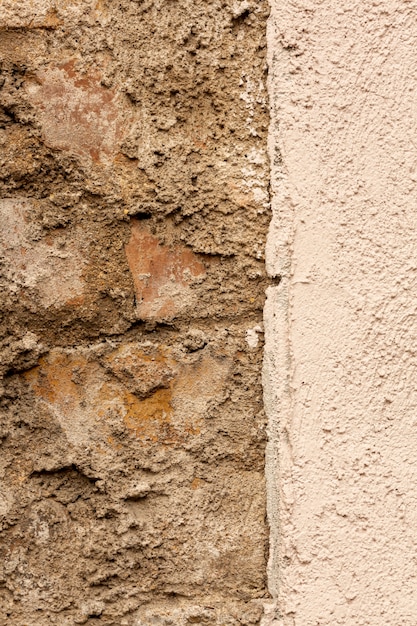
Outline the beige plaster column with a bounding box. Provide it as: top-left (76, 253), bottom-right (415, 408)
top-left (265, 2), bottom-right (417, 624)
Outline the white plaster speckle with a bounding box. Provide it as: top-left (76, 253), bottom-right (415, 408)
top-left (232, 0), bottom-right (251, 19)
top-left (246, 324), bottom-right (263, 349)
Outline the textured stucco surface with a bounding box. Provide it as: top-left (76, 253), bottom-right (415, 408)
top-left (0, 2), bottom-right (270, 624)
top-left (265, 2), bottom-right (417, 624)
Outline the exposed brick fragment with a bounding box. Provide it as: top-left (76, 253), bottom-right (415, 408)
top-left (24, 343), bottom-right (229, 448)
top-left (125, 220), bottom-right (206, 321)
top-left (25, 60), bottom-right (127, 162)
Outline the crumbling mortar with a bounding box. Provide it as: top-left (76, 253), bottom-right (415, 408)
top-left (0, 1), bottom-right (270, 624)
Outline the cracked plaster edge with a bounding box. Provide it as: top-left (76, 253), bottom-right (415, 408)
top-left (261, 4), bottom-right (294, 624)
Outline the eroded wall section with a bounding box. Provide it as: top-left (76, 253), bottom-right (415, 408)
top-left (0, 1), bottom-right (270, 624)
top-left (266, 2), bottom-right (417, 625)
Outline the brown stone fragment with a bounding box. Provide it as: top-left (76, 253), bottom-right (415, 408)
top-left (103, 343), bottom-right (176, 397)
top-left (0, 198), bottom-right (85, 308)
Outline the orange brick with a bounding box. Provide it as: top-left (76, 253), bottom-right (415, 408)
top-left (23, 345), bottom-right (229, 449)
top-left (125, 221), bottom-right (206, 320)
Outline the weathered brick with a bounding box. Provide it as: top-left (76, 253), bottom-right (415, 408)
top-left (24, 343), bottom-right (230, 448)
top-left (125, 220), bottom-right (206, 321)
top-left (0, 198), bottom-right (85, 308)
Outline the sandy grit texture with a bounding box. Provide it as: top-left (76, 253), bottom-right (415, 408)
top-left (264, 1), bottom-right (417, 625)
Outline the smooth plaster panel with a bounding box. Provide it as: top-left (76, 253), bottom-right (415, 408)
top-left (265, 2), bottom-right (417, 624)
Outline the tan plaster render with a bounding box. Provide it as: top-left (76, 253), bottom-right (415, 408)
top-left (264, 1), bottom-right (417, 625)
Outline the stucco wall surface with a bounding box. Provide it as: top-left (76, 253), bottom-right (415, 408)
top-left (265, 2), bottom-right (417, 625)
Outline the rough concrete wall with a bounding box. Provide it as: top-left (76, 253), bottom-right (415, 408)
top-left (0, 2), bottom-right (270, 624)
top-left (266, 1), bottom-right (417, 625)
